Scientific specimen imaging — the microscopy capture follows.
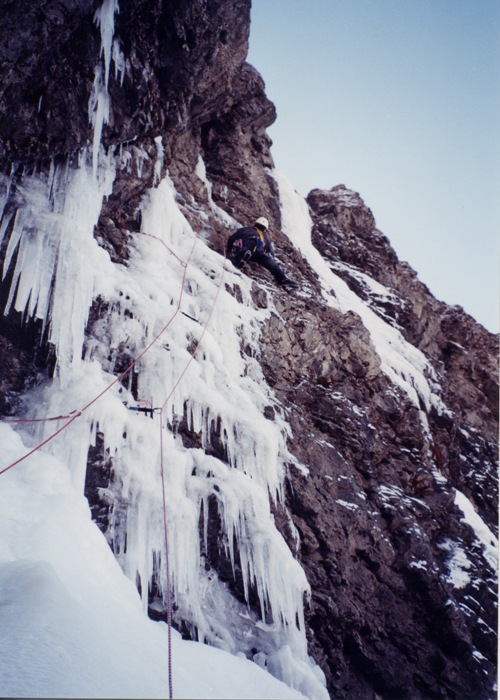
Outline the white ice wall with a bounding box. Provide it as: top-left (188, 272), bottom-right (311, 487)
top-left (0, 155), bottom-right (328, 700)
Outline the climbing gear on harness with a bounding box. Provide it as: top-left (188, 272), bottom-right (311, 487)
top-left (181, 311), bottom-right (200, 323)
top-left (253, 228), bottom-right (266, 253)
top-left (124, 399), bottom-right (160, 419)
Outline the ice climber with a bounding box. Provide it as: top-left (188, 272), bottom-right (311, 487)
top-left (226, 216), bottom-right (298, 291)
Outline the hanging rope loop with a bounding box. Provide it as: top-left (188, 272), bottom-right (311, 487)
top-left (0, 234), bottom-right (199, 475)
top-left (0, 231), bottom-right (229, 700)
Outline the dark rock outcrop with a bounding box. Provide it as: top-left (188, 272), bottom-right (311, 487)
top-left (258, 186), bottom-right (497, 698)
top-left (0, 2), bottom-right (497, 699)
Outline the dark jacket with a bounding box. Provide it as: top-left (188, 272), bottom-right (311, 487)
top-left (226, 226), bottom-right (275, 258)
top-left (225, 225), bottom-right (289, 286)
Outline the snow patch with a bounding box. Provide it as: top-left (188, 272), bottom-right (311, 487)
top-left (0, 424), bottom-right (307, 700)
top-left (336, 499), bottom-right (359, 512)
top-left (454, 490), bottom-right (498, 572)
top-left (273, 168), bottom-right (446, 416)
top-left (439, 539), bottom-right (472, 589)
top-left (196, 155), bottom-right (240, 227)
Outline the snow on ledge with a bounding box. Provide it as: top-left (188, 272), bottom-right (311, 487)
top-left (454, 489), bottom-right (498, 572)
top-left (273, 168), bottom-right (447, 416)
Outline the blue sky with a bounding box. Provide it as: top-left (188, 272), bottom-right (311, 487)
top-left (248, 0), bottom-right (499, 333)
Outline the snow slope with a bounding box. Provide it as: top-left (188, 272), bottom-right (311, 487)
top-left (0, 424), bottom-right (306, 700)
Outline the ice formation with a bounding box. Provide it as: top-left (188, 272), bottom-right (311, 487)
top-left (0, 149), bottom-right (327, 699)
top-left (1, 144), bottom-right (496, 699)
top-left (0, 422), bottom-right (307, 700)
top-left (89, 0), bottom-right (122, 177)
top-left (0, 152), bottom-right (115, 373)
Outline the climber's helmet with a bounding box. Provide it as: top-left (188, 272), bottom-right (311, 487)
top-left (254, 216), bottom-right (269, 232)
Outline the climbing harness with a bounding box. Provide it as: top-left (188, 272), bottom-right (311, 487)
top-left (253, 227), bottom-right (266, 253)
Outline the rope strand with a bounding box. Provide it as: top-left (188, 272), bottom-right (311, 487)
top-left (1, 410), bottom-right (82, 424)
top-left (160, 260), bottom-right (227, 411)
top-left (0, 412), bottom-right (82, 476)
top-left (159, 408), bottom-right (174, 699)
top-left (1, 232), bottom-right (228, 700)
top-left (0, 235), bottom-right (198, 475)
top-left (137, 230), bottom-right (187, 266)
top-left (156, 253), bottom-right (227, 700)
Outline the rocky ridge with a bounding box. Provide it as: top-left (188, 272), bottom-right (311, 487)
top-left (0, 1), bottom-right (497, 699)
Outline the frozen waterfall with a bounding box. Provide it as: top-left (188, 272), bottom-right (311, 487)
top-left (0, 151), bottom-right (328, 700)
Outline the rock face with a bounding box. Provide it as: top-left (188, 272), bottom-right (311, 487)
top-left (260, 185), bottom-right (498, 698)
top-left (0, 2), bottom-right (497, 699)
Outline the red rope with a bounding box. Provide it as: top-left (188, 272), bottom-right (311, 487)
top-left (1, 233), bottom-right (228, 700)
top-left (1, 410), bottom-right (82, 424)
top-left (0, 412), bottom-right (84, 476)
top-left (160, 258), bottom-right (227, 411)
top-left (137, 230), bottom-right (187, 266)
top-left (0, 235), bottom-right (198, 476)
top-left (156, 254), bottom-right (227, 699)
top-left (159, 408), bottom-right (173, 700)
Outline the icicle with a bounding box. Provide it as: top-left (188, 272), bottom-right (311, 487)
top-left (153, 136), bottom-right (164, 186)
top-left (0, 166), bottom-right (16, 235)
top-left (0, 209), bottom-right (15, 251)
top-left (2, 209), bottom-right (23, 282)
top-left (88, 66), bottom-right (110, 180)
top-left (0, 150), bottom-right (116, 376)
top-left (93, 0), bottom-right (120, 90)
top-left (89, 0), bottom-right (121, 178)
top-left (133, 146), bottom-right (149, 178)
top-left (112, 38), bottom-right (126, 86)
